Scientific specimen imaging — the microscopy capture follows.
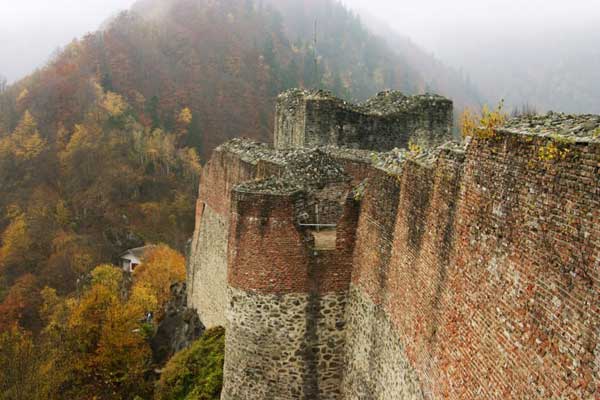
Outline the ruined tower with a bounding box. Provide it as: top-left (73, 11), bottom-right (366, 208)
top-left (274, 89), bottom-right (453, 151)
top-left (223, 150), bottom-right (359, 399)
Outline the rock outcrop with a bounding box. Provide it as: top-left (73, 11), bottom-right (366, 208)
top-left (151, 283), bottom-right (204, 365)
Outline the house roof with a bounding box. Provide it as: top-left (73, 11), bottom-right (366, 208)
top-left (120, 245), bottom-right (157, 261)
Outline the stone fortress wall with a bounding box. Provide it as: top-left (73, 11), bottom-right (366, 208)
top-left (274, 89), bottom-right (453, 151)
top-left (187, 148), bottom-right (259, 328)
top-left (188, 89), bottom-right (600, 400)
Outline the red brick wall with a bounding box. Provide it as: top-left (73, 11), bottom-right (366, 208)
top-left (317, 195), bottom-right (361, 293)
top-left (351, 134), bottom-right (600, 399)
top-left (351, 167), bottom-right (403, 305)
top-left (224, 188), bottom-right (359, 400)
top-left (227, 190), bottom-right (358, 295)
top-left (192, 148), bottom-right (259, 245)
top-left (331, 156), bottom-right (373, 184)
top-left (198, 149), bottom-right (259, 216)
top-left (188, 147), bottom-right (262, 326)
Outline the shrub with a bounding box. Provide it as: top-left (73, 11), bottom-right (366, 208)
top-left (460, 101), bottom-right (507, 139)
top-left (154, 327), bottom-right (225, 400)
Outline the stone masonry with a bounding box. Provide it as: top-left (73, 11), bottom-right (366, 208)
top-left (274, 89), bottom-right (453, 151)
top-left (187, 89), bottom-right (600, 400)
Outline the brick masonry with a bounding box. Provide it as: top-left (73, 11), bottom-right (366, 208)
top-left (348, 133), bottom-right (600, 399)
top-left (187, 94), bottom-right (600, 400)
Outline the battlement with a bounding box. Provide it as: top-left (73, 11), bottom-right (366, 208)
top-left (500, 111), bottom-right (600, 140)
top-left (189, 93), bottom-right (600, 400)
top-left (274, 88), bottom-right (453, 151)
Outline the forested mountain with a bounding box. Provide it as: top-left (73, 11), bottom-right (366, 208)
top-left (1, 0), bottom-right (482, 159)
top-left (0, 0), bottom-right (481, 397)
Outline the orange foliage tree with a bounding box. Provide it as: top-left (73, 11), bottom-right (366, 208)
top-left (0, 274), bottom-right (41, 332)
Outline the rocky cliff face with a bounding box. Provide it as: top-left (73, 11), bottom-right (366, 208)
top-left (151, 283), bottom-right (204, 365)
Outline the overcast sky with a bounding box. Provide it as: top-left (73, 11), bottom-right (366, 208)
top-left (0, 0), bottom-right (137, 82)
top-left (341, 0), bottom-right (600, 54)
top-left (2, 0), bottom-right (600, 82)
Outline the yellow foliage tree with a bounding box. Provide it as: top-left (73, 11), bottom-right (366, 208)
top-left (0, 325), bottom-right (53, 399)
top-left (102, 91), bottom-right (128, 118)
top-left (16, 88), bottom-right (29, 110)
top-left (59, 122), bottom-right (104, 189)
top-left (0, 214), bottom-right (32, 274)
top-left (129, 284), bottom-right (159, 316)
top-left (93, 299), bottom-right (152, 393)
top-left (41, 264), bottom-right (152, 399)
top-left (90, 264), bottom-right (123, 293)
top-left (174, 107), bottom-right (193, 146)
top-left (178, 147), bottom-right (202, 182)
top-left (133, 244), bottom-right (186, 319)
top-left (10, 110), bottom-right (46, 162)
top-left (55, 200), bottom-right (71, 227)
top-left (64, 124), bottom-right (92, 154)
top-left (177, 107), bottom-right (193, 125)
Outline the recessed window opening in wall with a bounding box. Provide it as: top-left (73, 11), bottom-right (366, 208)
top-left (299, 202), bottom-right (340, 251)
top-left (309, 227), bottom-right (337, 250)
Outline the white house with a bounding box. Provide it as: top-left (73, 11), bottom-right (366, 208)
top-left (120, 245), bottom-right (156, 273)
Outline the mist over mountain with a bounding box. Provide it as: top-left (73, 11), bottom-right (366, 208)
top-left (342, 0), bottom-right (600, 113)
top-left (0, 0), bottom-right (138, 83)
top-left (3, 0), bottom-right (598, 114)
top-left (441, 25), bottom-right (600, 114)
top-left (1, 0), bottom-right (481, 158)
top-left (355, 10), bottom-right (483, 111)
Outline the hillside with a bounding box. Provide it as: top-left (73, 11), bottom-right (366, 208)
top-left (0, 0), bottom-right (481, 396)
top-left (1, 0), bottom-right (482, 158)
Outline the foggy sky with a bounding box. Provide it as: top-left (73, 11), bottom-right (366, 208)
top-left (342, 0), bottom-right (600, 52)
top-left (0, 0), bottom-right (137, 82)
top-left (2, 0), bottom-right (600, 86)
